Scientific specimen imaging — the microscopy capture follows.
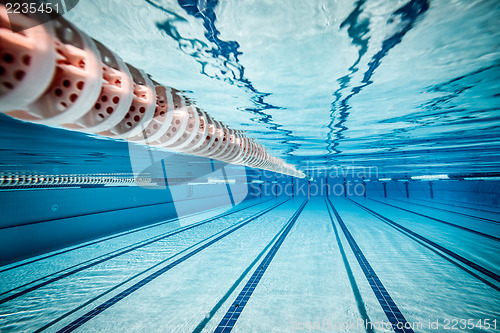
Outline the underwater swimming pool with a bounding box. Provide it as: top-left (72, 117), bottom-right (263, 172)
top-left (0, 0), bottom-right (499, 332)
top-left (0, 195), bottom-right (499, 332)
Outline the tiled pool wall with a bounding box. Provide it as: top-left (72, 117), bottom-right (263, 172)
top-left (249, 172), bottom-right (500, 207)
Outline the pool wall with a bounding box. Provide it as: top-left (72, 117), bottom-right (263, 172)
top-left (365, 179), bottom-right (500, 205)
top-left (1, 166), bottom-right (498, 266)
top-left (0, 168), bottom-right (253, 265)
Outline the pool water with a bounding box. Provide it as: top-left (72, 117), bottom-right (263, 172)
top-left (63, 0), bottom-right (500, 176)
top-left (1, 0), bottom-right (500, 332)
top-left (0, 196), bottom-right (499, 332)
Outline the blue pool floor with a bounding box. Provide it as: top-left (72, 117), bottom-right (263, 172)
top-left (0, 197), bottom-right (499, 332)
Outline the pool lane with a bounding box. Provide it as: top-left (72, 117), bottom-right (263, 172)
top-left (46, 199), bottom-right (302, 332)
top-left (0, 199), bottom-right (285, 332)
top-left (0, 198), bottom-right (271, 295)
top-left (214, 199), bottom-right (308, 333)
top-left (387, 198), bottom-right (500, 224)
top-left (209, 197), bottom-right (387, 333)
top-left (3, 196), bottom-right (499, 332)
top-left (410, 197), bottom-right (500, 218)
top-left (350, 198), bottom-right (500, 282)
top-left (0, 199), bottom-right (272, 300)
top-left (327, 198), bottom-right (414, 333)
top-left (329, 197), bottom-right (500, 331)
top-left (370, 198), bottom-right (500, 239)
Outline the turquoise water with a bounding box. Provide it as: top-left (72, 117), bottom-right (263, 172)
top-left (1, 1), bottom-right (500, 333)
top-left (0, 197), bottom-right (499, 332)
top-left (62, 0), bottom-right (500, 177)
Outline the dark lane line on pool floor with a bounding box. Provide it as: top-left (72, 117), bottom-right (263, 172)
top-left (50, 199), bottom-right (291, 333)
top-left (35, 219), bottom-right (257, 333)
top-left (0, 198), bottom-right (272, 274)
top-left (214, 199), bottom-right (308, 333)
top-left (349, 199), bottom-right (500, 285)
top-left (192, 200), bottom-right (308, 333)
top-left (384, 198), bottom-right (500, 225)
top-left (0, 199), bottom-right (276, 305)
top-left (1, 199), bottom-right (272, 293)
top-left (324, 198), bottom-right (374, 333)
top-left (326, 197), bottom-right (414, 333)
top-left (34, 210), bottom-right (277, 333)
top-left (347, 200), bottom-right (500, 293)
top-left (368, 198), bottom-right (500, 241)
